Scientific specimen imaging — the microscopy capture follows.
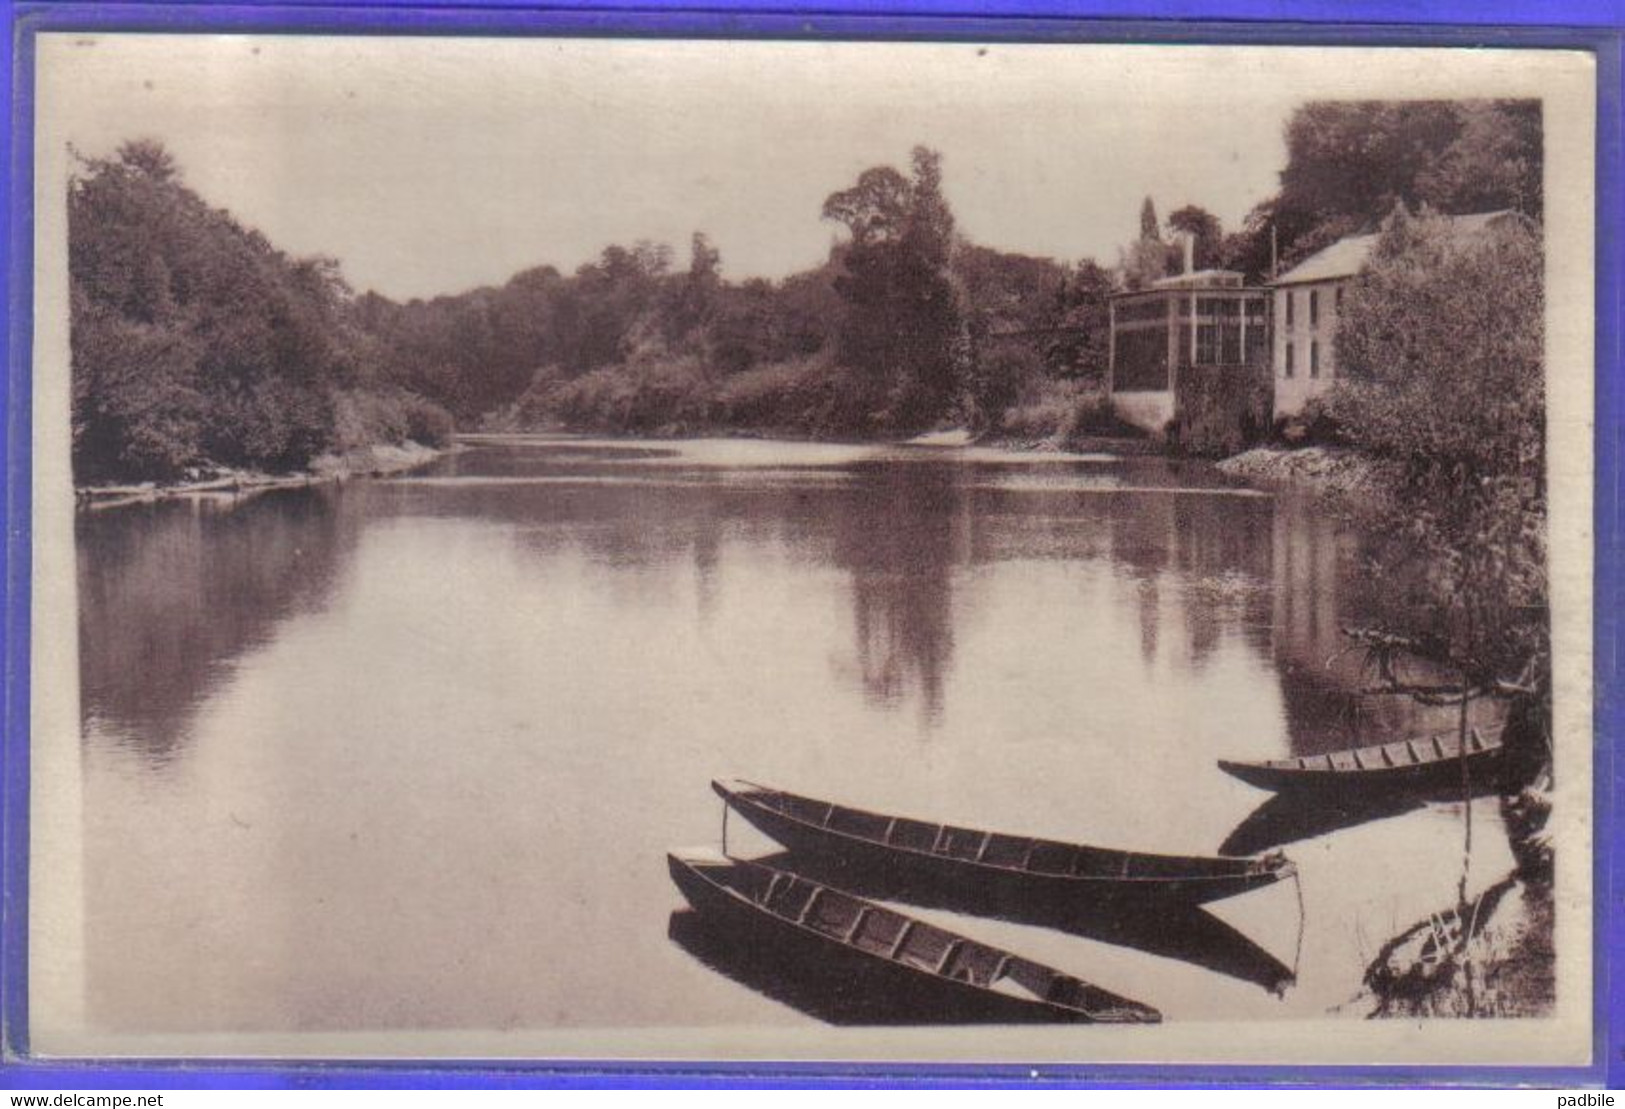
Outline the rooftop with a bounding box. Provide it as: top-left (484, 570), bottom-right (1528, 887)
top-left (1111, 269), bottom-right (1251, 297)
top-left (1271, 210), bottom-right (1520, 287)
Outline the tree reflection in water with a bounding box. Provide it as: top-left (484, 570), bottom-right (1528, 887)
top-left (76, 487), bottom-right (354, 765)
top-left (830, 464), bottom-right (961, 725)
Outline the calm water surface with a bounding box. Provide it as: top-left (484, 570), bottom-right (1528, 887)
top-left (76, 436), bottom-right (1513, 1035)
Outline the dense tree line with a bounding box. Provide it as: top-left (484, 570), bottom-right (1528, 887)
top-left (1118, 99), bottom-right (1542, 289)
top-left (72, 100), bottom-right (1542, 481)
top-left (70, 140), bottom-right (453, 484)
top-left (366, 144), bottom-right (1117, 440)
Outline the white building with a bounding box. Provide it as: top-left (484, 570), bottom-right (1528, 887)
top-left (1270, 210), bottom-right (1522, 421)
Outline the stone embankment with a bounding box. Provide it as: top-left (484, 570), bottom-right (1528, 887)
top-left (1215, 446), bottom-right (1401, 502)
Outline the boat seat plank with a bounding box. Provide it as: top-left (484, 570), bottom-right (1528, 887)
top-left (851, 907), bottom-right (905, 955)
top-left (795, 886), bottom-right (823, 924)
top-left (979, 834), bottom-right (1031, 869)
top-left (944, 941), bottom-right (1002, 986)
top-left (889, 818), bottom-right (938, 853)
top-left (766, 877), bottom-right (814, 920)
top-left (938, 827), bottom-right (984, 861)
top-left (888, 920), bottom-right (917, 960)
top-left (806, 889), bottom-right (865, 939)
top-left (827, 805), bottom-right (892, 841)
top-left (897, 923), bottom-right (953, 972)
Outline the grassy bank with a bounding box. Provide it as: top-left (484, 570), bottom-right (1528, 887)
top-left (489, 366), bottom-right (1152, 454)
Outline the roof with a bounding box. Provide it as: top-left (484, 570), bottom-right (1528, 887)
top-left (1109, 269), bottom-right (1254, 298)
top-left (1150, 269), bottom-right (1245, 290)
top-left (1271, 210), bottom-right (1520, 287)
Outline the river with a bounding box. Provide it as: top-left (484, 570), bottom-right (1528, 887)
top-left (74, 435), bottom-right (1516, 1038)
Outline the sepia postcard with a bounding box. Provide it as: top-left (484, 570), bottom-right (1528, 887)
top-left (24, 32), bottom-right (1597, 1068)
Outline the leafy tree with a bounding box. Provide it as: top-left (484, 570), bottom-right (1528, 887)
top-left (1327, 208), bottom-right (1545, 688)
top-left (1167, 205), bottom-right (1224, 271)
top-left (1052, 259), bottom-right (1113, 380)
top-left (1217, 99), bottom-right (1542, 283)
top-left (1139, 196), bottom-right (1160, 240)
top-left (1117, 239), bottom-right (1166, 291)
top-left (1117, 195), bottom-right (1168, 290)
top-left (69, 139), bottom-right (453, 482)
top-left (687, 232), bottom-right (721, 285)
top-left (822, 146), bottom-right (964, 430)
top-left (1416, 100), bottom-right (1543, 218)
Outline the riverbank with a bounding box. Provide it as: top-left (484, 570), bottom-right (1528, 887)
top-left (1216, 445), bottom-right (1402, 504)
top-left (77, 440), bottom-right (449, 512)
top-left (1357, 873), bottom-right (1554, 1019)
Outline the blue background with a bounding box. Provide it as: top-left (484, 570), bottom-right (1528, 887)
top-left (1, 0), bottom-right (1619, 1089)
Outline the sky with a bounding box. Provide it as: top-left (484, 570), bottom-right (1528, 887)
top-left (35, 36), bottom-right (1575, 301)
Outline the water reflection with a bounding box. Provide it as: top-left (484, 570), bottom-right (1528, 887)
top-left (76, 487), bottom-right (354, 764)
top-left (1220, 792), bottom-right (1430, 857)
top-left (833, 465), bottom-right (963, 723)
top-left (1268, 497), bottom-right (1446, 754)
top-left (71, 437), bottom-right (1511, 1035)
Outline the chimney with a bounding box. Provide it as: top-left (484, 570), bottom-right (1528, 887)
top-left (1183, 232), bottom-right (1195, 275)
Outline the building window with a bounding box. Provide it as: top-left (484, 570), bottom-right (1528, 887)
top-left (1335, 285), bottom-right (1344, 311)
top-left (1113, 327), bottom-right (1171, 391)
top-left (1246, 322), bottom-right (1269, 366)
top-left (1193, 297), bottom-right (1242, 365)
top-left (1310, 290), bottom-right (1319, 328)
top-left (1196, 323), bottom-right (1217, 365)
top-left (1221, 319), bottom-right (1242, 364)
top-left (1285, 342), bottom-right (1294, 378)
top-left (1310, 340), bottom-right (1320, 377)
top-left (1285, 291), bottom-right (1294, 328)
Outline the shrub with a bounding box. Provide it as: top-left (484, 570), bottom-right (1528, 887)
top-left (331, 390), bottom-right (409, 452)
top-left (964, 344), bottom-right (1042, 430)
top-left (401, 395), bottom-right (457, 447)
top-left (995, 379), bottom-right (1139, 443)
top-left (545, 356), bottom-right (714, 433)
top-left (712, 353), bottom-right (854, 434)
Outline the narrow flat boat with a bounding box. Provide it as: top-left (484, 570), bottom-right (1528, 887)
top-left (668, 850), bottom-right (1161, 1024)
top-left (712, 779), bottom-right (1293, 907)
top-left (1217, 725), bottom-right (1506, 795)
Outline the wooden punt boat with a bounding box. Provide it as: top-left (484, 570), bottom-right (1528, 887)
top-left (668, 849), bottom-right (1161, 1024)
top-left (712, 779), bottom-right (1294, 907)
top-left (1217, 725), bottom-right (1506, 795)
